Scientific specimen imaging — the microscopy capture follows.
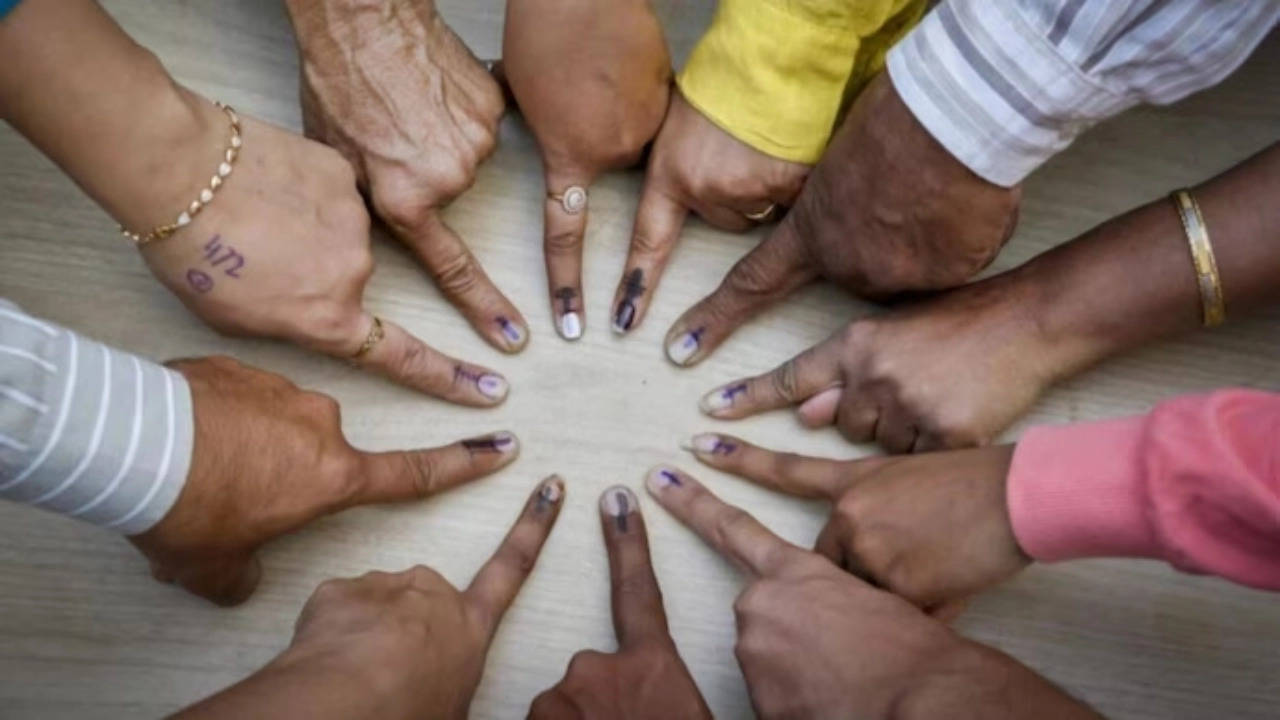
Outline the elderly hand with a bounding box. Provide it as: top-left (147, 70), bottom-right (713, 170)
top-left (685, 436), bottom-right (1030, 610)
top-left (609, 91), bottom-right (808, 335)
top-left (286, 0), bottom-right (526, 353)
top-left (663, 72), bottom-right (1021, 367)
top-left (130, 356), bottom-right (521, 606)
top-left (503, 0), bottom-right (671, 341)
top-left (643, 465), bottom-right (1100, 720)
top-left (172, 477), bottom-right (564, 720)
top-left (528, 486), bottom-right (711, 719)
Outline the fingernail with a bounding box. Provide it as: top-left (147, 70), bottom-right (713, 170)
top-left (462, 431), bottom-right (519, 455)
top-left (600, 484), bottom-right (639, 531)
top-left (535, 475), bottom-right (564, 513)
top-left (645, 465), bottom-right (684, 495)
top-left (559, 311), bottom-right (582, 340)
top-left (497, 316), bottom-right (527, 349)
top-left (612, 300), bottom-right (636, 334)
top-left (477, 374), bottom-right (509, 400)
top-left (700, 382), bottom-right (747, 414)
top-left (666, 328), bottom-right (703, 366)
top-left (682, 433), bottom-right (721, 454)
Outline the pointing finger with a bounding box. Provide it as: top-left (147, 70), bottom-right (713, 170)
top-left (644, 465), bottom-right (803, 578)
top-left (349, 314), bottom-right (510, 406)
top-left (681, 433), bottom-right (854, 501)
top-left (610, 179), bottom-right (688, 335)
top-left (598, 485), bottom-right (671, 648)
top-left (543, 171), bottom-right (591, 341)
top-left (349, 432), bottom-right (520, 507)
top-left (664, 220), bottom-right (816, 367)
top-left (465, 475), bottom-right (565, 640)
top-left (697, 335), bottom-right (842, 420)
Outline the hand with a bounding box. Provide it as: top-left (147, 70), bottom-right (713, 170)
top-left (609, 91), bottom-right (808, 335)
top-left (684, 435), bottom-right (1030, 609)
top-left (138, 97), bottom-right (511, 406)
top-left (130, 356), bottom-right (521, 606)
top-left (288, 0), bottom-right (527, 353)
top-left (173, 477), bottom-right (565, 720)
top-left (643, 466), bottom-right (1101, 720)
top-left (696, 271), bottom-right (1055, 453)
top-left (663, 72), bottom-right (1021, 367)
top-left (502, 0), bottom-right (671, 340)
top-left (528, 486), bottom-right (710, 719)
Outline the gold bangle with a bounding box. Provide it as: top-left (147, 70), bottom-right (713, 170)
top-left (121, 102), bottom-right (243, 247)
top-left (1170, 189), bottom-right (1226, 328)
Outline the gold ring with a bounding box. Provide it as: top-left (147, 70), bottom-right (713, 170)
top-left (548, 185), bottom-right (588, 215)
top-left (744, 204), bottom-right (778, 223)
top-left (351, 316), bottom-right (385, 361)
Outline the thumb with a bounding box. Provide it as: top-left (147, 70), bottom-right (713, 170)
top-left (345, 432), bottom-right (520, 507)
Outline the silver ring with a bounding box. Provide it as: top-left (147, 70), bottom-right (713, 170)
top-left (744, 204), bottom-right (778, 223)
top-left (549, 185), bottom-right (588, 215)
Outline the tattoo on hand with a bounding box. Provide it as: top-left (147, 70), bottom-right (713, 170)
top-left (185, 234), bottom-right (247, 294)
top-left (186, 269), bottom-right (215, 294)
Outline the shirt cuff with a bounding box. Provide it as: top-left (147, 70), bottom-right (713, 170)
top-left (885, 0), bottom-right (1135, 187)
top-left (677, 0), bottom-right (865, 164)
top-left (1007, 415), bottom-right (1162, 563)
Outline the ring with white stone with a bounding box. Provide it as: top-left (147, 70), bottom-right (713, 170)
top-left (549, 185), bottom-right (588, 215)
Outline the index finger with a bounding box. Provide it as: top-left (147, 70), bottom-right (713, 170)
top-left (598, 485), bottom-right (671, 648)
top-left (644, 465), bottom-right (803, 578)
top-left (610, 175), bottom-right (689, 335)
top-left (349, 314), bottom-right (510, 407)
top-left (543, 170), bottom-right (592, 341)
top-left (464, 475), bottom-right (565, 640)
top-left (697, 333), bottom-right (843, 420)
top-left (681, 433), bottom-right (856, 501)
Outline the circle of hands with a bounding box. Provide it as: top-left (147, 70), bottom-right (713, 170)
top-left (136, 2), bottom-right (1079, 719)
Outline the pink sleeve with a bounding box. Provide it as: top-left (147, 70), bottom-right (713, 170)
top-left (1007, 389), bottom-right (1280, 590)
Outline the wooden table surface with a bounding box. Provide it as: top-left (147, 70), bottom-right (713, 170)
top-left (1, 3), bottom-right (1277, 718)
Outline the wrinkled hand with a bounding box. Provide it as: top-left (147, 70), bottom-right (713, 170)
top-left (528, 486), bottom-right (710, 719)
top-left (643, 466), bottom-right (1099, 720)
top-left (130, 356), bottom-right (520, 606)
top-left (288, 0), bottom-right (526, 353)
top-left (139, 100), bottom-right (510, 406)
top-left (610, 91), bottom-right (808, 335)
top-left (696, 272), bottom-right (1055, 453)
top-left (173, 478), bottom-right (564, 720)
top-left (664, 72), bottom-right (1021, 367)
top-left (503, 0), bottom-right (671, 340)
top-left (685, 435), bottom-right (1030, 609)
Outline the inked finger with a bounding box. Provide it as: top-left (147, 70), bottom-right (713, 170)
top-left (543, 173), bottom-right (591, 341)
top-left (610, 181), bottom-right (688, 335)
top-left (350, 431), bottom-right (520, 506)
top-left (698, 337), bottom-right (841, 420)
top-left (353, 315), bottom-right (510, 406)
top-left (682, 433), bottom-right (853, 501)
top-left (598, 485), bottom-right (671, 648)
top-left (402, 212), bottom-right (529, 354)
top-left (644, 465), bottom-right (802, 578)
top-left (664, 222), bottom-right (816, 367)
top-left (465, 475), bottom-right (565, 640)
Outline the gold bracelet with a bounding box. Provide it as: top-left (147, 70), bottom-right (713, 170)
top-left (120, 102), bottom-right (243, 247)
top-left (1170, 189), bottom-right (1226, 328)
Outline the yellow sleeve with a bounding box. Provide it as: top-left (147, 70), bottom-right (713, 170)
top-left (677, 0), bottom-right (925, 164)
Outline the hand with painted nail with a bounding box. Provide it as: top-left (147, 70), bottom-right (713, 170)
top-left (663, 72), bottom-right (1020, 367)
top-left (503, 0), bottom-right (672, 341)
top-left (286, 0), bottom-right (528, 354)
top-left (173, 478), bottom-right (563, 719)
top-left (698, 275), bottom-right (1054, 453)
top-left (130, 356), bottom-right (521, 606)
top-left (528, 486), bottom-right (711, 719)
top-left (685, 435), bottom-right (1029, 610)
top-left (609, 91), bottom-right (809, 336)
top-left (643, 466), bottom-right (1101, 720)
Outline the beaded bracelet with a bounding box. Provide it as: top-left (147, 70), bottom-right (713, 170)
top-left (120, 102), bottom-right (243, 246)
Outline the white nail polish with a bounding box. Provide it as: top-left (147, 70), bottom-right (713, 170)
top-left (477, 374), bottom-right (509, 400)
top-left (560, 312), bottom-right (582, 340)
top-left (666, 331), bottom-right (699, 365)
top-left (599, 484), bottom-right (638, 518)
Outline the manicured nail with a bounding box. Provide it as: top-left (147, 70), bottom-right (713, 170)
top-left (645, 465), bottom-right (684, 494)
top-left (559, 311), bottom-right (582, 340)
top-left (497, 316), bottom-right (527, 349)
top-left (599, 484), bottom-right (638, 532)
top-left (461, 431), bottom-right (519, 455)
top-left (535, 475), bottom-right (564, 513)
top-left (477, 374), bottom-right (509, 400)
top-left (666, 327), bottom-right (703, 366)
top-left (700, 382), bottom-right (748, 414)
top-left (612, 300), bottom-right (636, 334)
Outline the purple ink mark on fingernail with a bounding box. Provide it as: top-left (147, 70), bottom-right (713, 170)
top-left (614, 269), bottom-right (646, 332)
top-left (712, 439), bottom-right (737, 456)
top-left (683, 326), bottom-right (706, 350)
top-left (476, 374), bottom-right (507, 399)
top-left (722, 383), bottom-right (748, 402)
top-left (615, 490), bottom-right (630, 532)
top-left (461, 434), bottom-right (513, 454)
top-left (454, 365), bottom-right (481, 384)
top-left (497, 316), bottom-right (522, 343)
top-left (186, 268), bottom-right (214, 294)
top-left (660, 470), bottom-right (682, 487)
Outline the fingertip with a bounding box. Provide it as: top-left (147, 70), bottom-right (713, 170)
top-left (476, 373), bottom-right (510, 404)
top-left (644, 465), bottom-right (689, 498)
top-left (682, 433), bottom-right (738, 462)
top-left (599, 484), bottom-right (641, 531)
top-left (461, 430), bottom-right (521, 466)
top-left (494, 316), bottom-right (530, 353)
top-left (664, 325), bottom-right (704, 367)
top-left (536, 474), bottom-right (565, 509)
top-left (557, 311), bottom-right (583, 341)
top-left (699, 381), bottom-right (748, 416)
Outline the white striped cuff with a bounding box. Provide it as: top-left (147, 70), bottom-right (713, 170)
top-left (886, 0), bottom-right (1136, 187)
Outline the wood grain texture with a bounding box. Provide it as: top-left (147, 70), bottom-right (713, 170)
top-left (0, 3), bottom-right (1277, 718)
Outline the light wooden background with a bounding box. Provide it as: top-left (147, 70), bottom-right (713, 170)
top-left (1, 2), bottom-right (1277, 718)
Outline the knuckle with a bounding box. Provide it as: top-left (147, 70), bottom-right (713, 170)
top-left (495, 541), bottom-right (539, 580)
top-left (767, 360), bottom-right (799, 402)
top-left (432, 249), bottom-right (482, 297)
top-left (629, 229), bottom-right (667, 257)
top-left (724, 253), bottom-right (783, 299)
top-left (544, 229), bottom-right (584, 255)
top-left (566, 649), bottom-right (605, 676)
top-left (611, 571), bottom-right (662, 606)
top-left (400, 451), bottom-right (440, 497)
top-left (371, 177), bottom-right (427, 230)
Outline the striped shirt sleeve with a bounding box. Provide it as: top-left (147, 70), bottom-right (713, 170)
top-left (0, 299), bottom-right (193, 535)
top-left (886, 0), bottom-right (1280, 187)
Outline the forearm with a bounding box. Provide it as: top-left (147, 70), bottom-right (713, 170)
top-left (0, 0), bottom-right (224, 234)
top-left (1022, 142), bottom-right (1280, 380)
